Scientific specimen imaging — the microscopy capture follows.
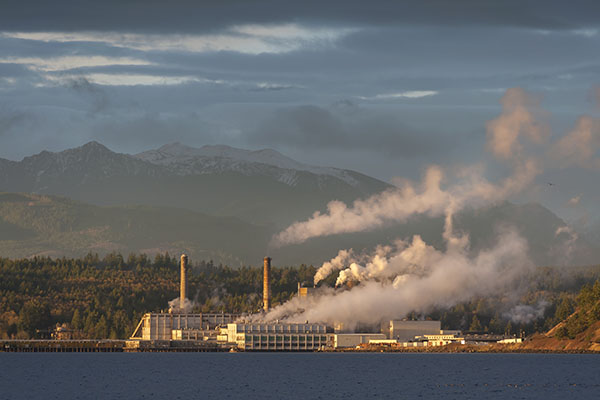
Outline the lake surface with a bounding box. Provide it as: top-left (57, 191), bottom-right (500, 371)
top-left (0, 353), bottom-right (598, 399)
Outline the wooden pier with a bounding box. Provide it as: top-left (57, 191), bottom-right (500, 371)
top-left (0, 339), bottom-right (231, 352)
top-left (0, 340), bottom-right (125, 352)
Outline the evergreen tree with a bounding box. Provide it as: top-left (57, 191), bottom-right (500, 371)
top-left (71, 309), bottom-right (83, 330)
top-left (469, 315), bottom-right (482, 331)
top-left (505, 321), bottom-right (512, 336)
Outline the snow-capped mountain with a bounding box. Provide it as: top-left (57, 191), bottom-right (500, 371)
top-left (0, 141), bottom-right (390, 226)
top-left (135, 143), bottom-right (360, 187)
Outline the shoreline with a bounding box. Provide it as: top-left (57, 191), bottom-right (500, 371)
top-left (2, 339), bottom-right (599, 354)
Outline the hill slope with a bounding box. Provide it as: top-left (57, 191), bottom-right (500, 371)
top-left (517, 281), bottom-right (600, 352)
top-left (0, 192), bottom-right (269, 266)
top-left (0, 192), bottom-right (596, 267)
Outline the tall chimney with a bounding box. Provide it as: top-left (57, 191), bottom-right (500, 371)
top-left (263, 257), bottom-right (271, 312)
top-left (180, 254), bottom-right (188, 312)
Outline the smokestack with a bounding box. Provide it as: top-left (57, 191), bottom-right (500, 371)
top-left (263, 257), bottom-right (271, 312)
top-left (180, 254), bottom-right (188, 312)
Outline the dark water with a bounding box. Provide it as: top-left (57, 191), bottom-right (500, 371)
top-left (0, 353), bottom-right (598, 399)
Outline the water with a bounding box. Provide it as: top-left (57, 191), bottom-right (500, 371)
top-left (0, 353), bottom-right (598, 399)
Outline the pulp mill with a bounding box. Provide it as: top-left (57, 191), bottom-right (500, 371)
top-left (127, 254), bottom-right (459, 351)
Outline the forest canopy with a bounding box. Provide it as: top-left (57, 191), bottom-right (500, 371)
top-left (0, 253), bottom-right (598, 339)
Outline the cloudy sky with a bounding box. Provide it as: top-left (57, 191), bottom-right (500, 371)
top-left (1, 0), bottom-right (599, 222)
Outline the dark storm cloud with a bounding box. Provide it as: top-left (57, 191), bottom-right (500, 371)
top-left (247, 103), bottom-right (451, 158)
top-left (1, 0), bottom-right (598, 33)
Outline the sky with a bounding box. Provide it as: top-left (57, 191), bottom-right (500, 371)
top-left (1, 0), bottom-right (599, 223)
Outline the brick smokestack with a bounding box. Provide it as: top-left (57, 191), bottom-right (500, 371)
top-left (263, 257), bottom-right (271, 312)
top-left (180, 254), bottom-right (188, 311)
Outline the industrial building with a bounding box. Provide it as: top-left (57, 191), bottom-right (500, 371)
top-left (220, 322), bottom-right (330, 351)
top-left (383, 320), bottom-right (443, 341)
top-left (128, 254), bottom-right (240, 346)
top-left (128, 253), bottom-right (463, 351)
top-left (130, 312), bottom-right (239, 341)
top-left (332, 333), bottom-right (386, 348)
top-left (297, 283), bottom-right (316, 298)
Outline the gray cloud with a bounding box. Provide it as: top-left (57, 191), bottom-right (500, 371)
top-left (247, 103), bottom-right (452, 158)
top-left (1, 1), bottom-right (598, 33)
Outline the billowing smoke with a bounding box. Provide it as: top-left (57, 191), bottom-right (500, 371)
top-left (261, 226), bottom-right (532, 329)
top-left (485, 87), bottom-right (549, 160)
top-left (313, 249), bottom-right (355, 285)
top-left (272, 160), bottom-right (540, 248)
top-left (504, 301), bottom-right (549, 325)
top-left (549, 115), bottom-right (600, 169)
top-left (168, 297), bottom-right (194, 313)
top-left (553, 226), bottom-right (579, 264)
top-left (262, 87), bottom-right (596, 328)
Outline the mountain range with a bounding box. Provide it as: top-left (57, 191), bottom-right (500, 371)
top-left (0, 142), bottom-right (597, 267)
top-left (0, 141), bottom-right (388, 227)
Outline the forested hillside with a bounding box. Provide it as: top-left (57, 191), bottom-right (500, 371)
top-left (0, 254), bottom-right (315, 339)
top-left (0, 192), bottom-right (269, 265)
top-left (1, 253), bottom-right (598, 340)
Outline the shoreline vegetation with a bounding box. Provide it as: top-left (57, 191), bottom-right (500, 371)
top-left (1, 254), bottom-right (599, 352)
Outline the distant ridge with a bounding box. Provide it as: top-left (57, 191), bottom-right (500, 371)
top-left (135, 142), bottom-right (362, 186)
top-left (0, 141), bottom-right (390, 227)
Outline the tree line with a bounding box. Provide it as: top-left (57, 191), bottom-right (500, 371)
top-left (0, 253), bottom-right (598, 339)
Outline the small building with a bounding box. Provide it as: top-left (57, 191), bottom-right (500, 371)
top-left (297, 283), bottom-right (316, 298)
top-left (497, 337), bottom-right (522, 344)
top-left (382, 320), bottom-right (442, 341)
top-left (332, 333), bottom-right (386, 348)
top-left (420, 333), bottom-right (465, 346)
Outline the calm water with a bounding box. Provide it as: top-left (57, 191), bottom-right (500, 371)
top-left (0, 353), bottom-right (598, 399)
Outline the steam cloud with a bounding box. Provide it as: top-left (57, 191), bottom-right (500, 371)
top-left (505, 301), bottom-right (549, 325)
top-left (168, 297), bottom-right (195, 313)
top-left (262, 226), bottom-right (532, 329)
top-left (259, 87), bottom-right (597, 328)
top-left (549, 115), bottom-right (600, 169)
top-left (485, 87), bottom-right (549, 160)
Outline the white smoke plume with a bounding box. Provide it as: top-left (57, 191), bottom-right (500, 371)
top-left (549, 115), bottom-right (600, 169)
top-left (504, 301), bottom-right (549, 325)
top-left (261, 226), bottom-right (532, 328)
top-left (262, 87), bottom-right (597, 328)
top-left (272, 157), bottom-right (540, 248)
top-left (553, 225), bottom-right (579, 264)
top-left (168, 297), bottom-right (195, 313)
top-left (485, 87), bottom-right (549, 160)
top-left (271, 87), bottom-right (563, 249)
top-left (313, 249), bottom-right (355, 285)
top-left (334, 236), bottom-right (442, 287)
top-left (568, 195), bottom-right (582, 206)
